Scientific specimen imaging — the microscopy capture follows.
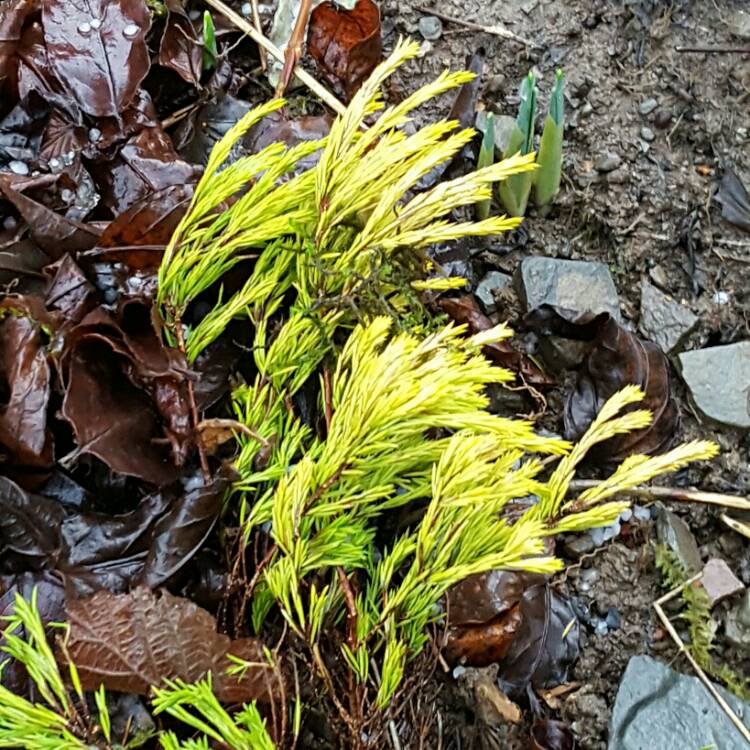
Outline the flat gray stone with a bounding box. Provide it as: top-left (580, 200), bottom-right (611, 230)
top-left (418, 15), bottom-right (442, 40)
top-left (516, 257), bottom-right (620, 319)
top-left (678, 342), bottom-right (750, 429)
top-left (595, 152), bottom-right (622, 172)
top-left (639, 98), bottom-right (658, 115)
top-left (609, 655), bottom-right (750, 750)
top-left (639, 282), bottom-right (698, 354)
top-left (656, 505), bottom-right (703, 575)
top-left (475, 271), bottom-right (512, 315)
top-left (701, 558), bottom-right (744, 608)
top-left (725, 590), bottom-right (750, 652)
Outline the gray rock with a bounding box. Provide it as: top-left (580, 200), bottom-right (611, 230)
top-left (725, 590), bottom-right (750, 652)
top-left (475, 271), bottom-right (512, 315)
top-left (678, 342), bottom-right (750, 429)
top-left (728, 9), bottom-right (750, 40)
top-left (639, 98), bottom-right (658, 115)
top-left (595, 152), bottom-right (622, 173)
top-left (656, 505), bottom-right (703, 575)
top-left (516, 257), bottom-right (620, 319)
top-left (564, 534), bottom-right (597, 557)
top-left (700, 558), bottom-right (744, 608)
top-left (418, 15), bottom-right (442, 40)
top-left (474, 112), bottom-right (517, 155)
top-left (648, 264), bottom-right (670, 290)
top-left (609, 655), bottom-right (750, 750)
top-left (639, 282), bottom-right (698, 354)
top-left (640, 126), bottom-right (655, 142)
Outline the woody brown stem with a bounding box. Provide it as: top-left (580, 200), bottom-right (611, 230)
top-left (174, 321), bottom-right (211, 480)
top-left (276, 0), bottom-right (314, 97)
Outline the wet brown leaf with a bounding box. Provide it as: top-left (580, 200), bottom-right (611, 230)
top-left (525, 305), bottom-right (679, 462)
top-left (0, 476), bottom-right (63, 566)
top-left (44, 254), bottom-right (96, 323)
top-left (0, 296), bottom-right (54, 486)
top-left (91, 184), bottom-right (194, 271)
top-left (139, 467), bottom-right (233, 589)
top-left (60, 303), bottom-right (192, 480)
top-left (159, 10), bottom-right (202, 87)
top-left (530, 718), bottom-right (575, 750)
top-left (0, 0), bottom-right (37, 102)
top-left (41, 0), bottom-right (150, 118)
top-left (307, 0), bottom-right (382, 101)
top-left (439, 295), bottom-right (554, 385)
top-left (91, 126), bottom-right (198, 214)
top-left (497, 583), bottom-right (580, 697)
top-left (0, 173), bottom-right (101, 256)
top-left (65, 587), bottom-right (276, 702)
top-left (716, 166), bottom-right (750, 233)
top-left (444, 605), bottom-right (522, 667)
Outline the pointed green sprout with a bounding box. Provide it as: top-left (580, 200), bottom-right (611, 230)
top-left (475, 112), bottom-right (495, 220)
top-left (498, 71), bottom-right (538, 217)
top-left (202, 11), bottom-right (218, 71)
top-left (534, 69), bottom-right (565, 207)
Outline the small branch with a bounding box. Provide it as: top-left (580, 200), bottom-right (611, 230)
top-left (675, 45), bottom-right (750, 54)
top-left (323, 366), bottom-right (333, 433)
top-left (721, 513), bottom-right (750, 540)
top-left (277, 0), bottom-right (314, 97)
top-left (567, 480), bottom-right (750, 511)
top-left (412, 4), bottom-right (536, 47)
top-left (203, 0), bottom-right (346, 115)
top-left (653, 576), bottom-right (750, 744)
top-left (173, 320), bottom-right (211, 480)
top-left (337, 567), bottom-right (358, 651)
top-left (250, 0), bottom-right (267, 71)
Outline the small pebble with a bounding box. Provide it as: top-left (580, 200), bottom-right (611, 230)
top-left (3, 216), bottom-right (17, 231)
top-left (103, 288), bottom-right (118, 305)
top-left (640, 127), bottom-right (655, 142)
top-left (418, 15), bottom-right (443, 41)
top-left (590, 526), bottom-right (606, 546)
top-left (48, 157), bottom-right (61, 171)
top-left (605, 607), bottom-right (621, 630)
top-left (88, 127), bottom-right (102, 143)
top-left (60, 188), bottom-right (75, 202)
top-left (241, 2), bottom-right (252, 16)
top-left (654, 109), bottom-right (672, 129)
top-left (602, 521), bottom-right (621, 542)
top-left (632, 505), bottom-right (651, 522)
top-left (594, 619), bottom-right (609, 637)
top-left (595, 152), bottom-right (621, 172)
top-left (452, 665), bottom-right (466, 679)
top-left (8, 160), bottom-right (29, 175)
top-left (619, 508), bottom-right (633, 523)
top-left (639, 98), bottom-right (658, 115)
top-left (713, 291), bottom-right (730, 305)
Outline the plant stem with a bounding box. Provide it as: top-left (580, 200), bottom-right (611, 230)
top-left (174, 321), bottom-right (211, 480)
top-left (568, 480), bottom-right (750, 511)
top-left (276, 0), bottom-right (314, 97)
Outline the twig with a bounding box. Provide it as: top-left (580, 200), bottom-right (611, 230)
top-left (162, 103), bottom-right (197, 129)
top-left (323, 367), bottom-right (333, 433)
top-left (277, 0), bottom-right (314, 97)
top-left (567, 479), bottom-right (750, 511)
top-left (337, 567), bottom-right (359, 651)
top-left (250, 0), bottom-right (267, 71)
top-left (203, 0), bottom-right (346, 115)
top-left (412, 4), bottom-right (535, 47)
top-left (721, 513), bottom-right (750, 540)
top-left (675, 45), bottom-right (750, 54)
top-left (653, 575), bottom-right (750, 744)
top-left (174, 321), bottom-right (211, 480)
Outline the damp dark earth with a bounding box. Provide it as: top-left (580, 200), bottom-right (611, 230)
top-left (0, 1), bottom-right (749, 749)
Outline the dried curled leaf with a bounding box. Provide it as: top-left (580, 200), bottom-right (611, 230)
top-left (65, 587), bottom-right (277, 703)
top-left (307, 0), bottom-right (381, 100)
top-left (525, 305), bottom-right (680, 462)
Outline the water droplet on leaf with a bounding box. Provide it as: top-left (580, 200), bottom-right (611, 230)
top-left (90, 18), bottom-right (101, 30)
top-left (8, 160), bottom-right (29, 175)
top-left (77, 21), bottom-right (92, 34)
top-left (122, 23), bottom-right (139, 38)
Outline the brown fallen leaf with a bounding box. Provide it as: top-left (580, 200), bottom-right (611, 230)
top-left (41, 0), bottom-right (151, 118)
top-left (525, 304), bottom-right (680, 462)
top-left (44, 255), bottom-right (96, 323)
top-left (307, 0), bottom-right (382, 101)
top-left (0, 296), bottom-right (55, 487)
top-left (529, 717), bottom-right (575, 750)
top-left (439, 295), bottom-right (554, 385)
top-left (444, 605), bottom-right (522, 667)
top-left (158, 9), bottom-right (202, 87)
top-left (64, 587), bottom-right (277, 703)
top-left (716, 166), bottom-right (750, 233)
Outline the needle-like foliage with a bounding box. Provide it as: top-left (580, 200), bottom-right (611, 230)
top-left (0, 593), bottom-right (276, 750)
top-left (153, 37), bottom-right (718, 744)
